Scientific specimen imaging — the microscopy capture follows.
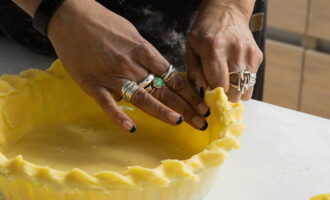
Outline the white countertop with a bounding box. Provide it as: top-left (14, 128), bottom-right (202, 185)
top-left (206, 101), bottom-right (330, 200)
top-left (1, 36), bottom-right (330, 200)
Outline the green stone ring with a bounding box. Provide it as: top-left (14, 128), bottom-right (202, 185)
top-left (153, 77), bottom-right (165, 89)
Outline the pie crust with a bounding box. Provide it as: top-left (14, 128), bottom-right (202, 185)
top-left (0, 60), bottom-right (244, 200)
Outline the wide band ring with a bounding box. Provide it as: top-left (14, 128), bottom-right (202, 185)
top-left (229, 68), bottom-right (256, 94)
top-left (121, 80), bottom-right (139, 102)
top-left (161, 64), bottom-right (176, 83)
top-left (139, 73), bottom-right (155, 88)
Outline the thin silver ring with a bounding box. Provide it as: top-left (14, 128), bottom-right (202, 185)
top-left (161, 64), bottom-right (176, 83)
top-left (138, 73), bottom-right (155, 88)
top-left (121, 80), bottom-right (139, 102)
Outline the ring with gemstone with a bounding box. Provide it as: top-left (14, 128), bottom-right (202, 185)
top-left (121, 80), bottom-right (139, 102)
top-left (161, 64), bottom-right (176, 83)
top-left (153, 77), bottom-right (165, 89)
top-left (143, 77), bottom-right (164, 94)
top-left (229, 68), bottom-right (256, 94)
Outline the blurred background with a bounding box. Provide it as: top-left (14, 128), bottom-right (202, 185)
top-left (264, 0), bottom-right (330, 119)
top-left (0, 0), bottom-right (329, 119)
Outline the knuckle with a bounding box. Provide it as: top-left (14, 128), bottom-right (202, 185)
top-left (256, 49), bottom-right (264, 63)
top-left (115, 54), bottom-right (132, 68)
top-left (233, 40), bottom-right (244, 51)
top-left (168, 73), bottom-right (186, 91)
top-left (152, 103), bottom-right (168, 119)
top-left (132, 89), bottom-right (149, 105)
top-left (97, 95), bottom-right (112, 107)
top-left (139, 41), bottom-right (156, 58)
top-left (157, 87), bottom-right (173, 103)
top-left (204, 36), bottom-right (223, 49)
top-left (111, 112), bottom-right (124, 123)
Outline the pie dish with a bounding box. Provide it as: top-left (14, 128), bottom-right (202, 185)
top-left (0, 60), bottom-right (244, 200)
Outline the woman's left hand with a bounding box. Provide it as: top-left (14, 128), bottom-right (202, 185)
top-left (186, 0), bottom-right (263, 102)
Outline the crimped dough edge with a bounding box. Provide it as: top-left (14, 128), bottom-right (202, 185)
top-left (0, 60), bottom-right (245, 191)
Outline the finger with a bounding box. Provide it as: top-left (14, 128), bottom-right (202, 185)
top-left (130, 87), bottom-right (184, 126)
top-left (226, 42), bottom-right (245, 103)
top-left (200, 52), bottom-right (230, 92)
top-left (152, 86), bottom-right (208, 131)
top-left (227, 69), bottom-right (243, 103)
top-left (186, 47), bottom-right (208, 98)
top-left (165, 72), bottom-right (210, 117)
top-left (241, 87), bottom-right (254, 101)
top-left (135, 41), bottom-right (170, 75)
top-left (241, 45), bottom-right (263, 100)
top-left (92, 86), bottom-right (137, 133)
top-left (136, 41), bottom-right (210, 117)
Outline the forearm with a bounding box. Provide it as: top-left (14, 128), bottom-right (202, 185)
top-left (11, 0), bottom-right (42, 16)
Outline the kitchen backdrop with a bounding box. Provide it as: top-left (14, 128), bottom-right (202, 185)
top-left (264, 0), bottom-right (330, 119)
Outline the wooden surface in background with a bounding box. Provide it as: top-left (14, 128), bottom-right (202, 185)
top-left (308, 0), bottom-right (330, 41)
top-left (301, 50), bottom-right (330, 118)
top-left (268, 0), bottom-right (308, 34)
top-left (264, 40), bottom-right (304, 110)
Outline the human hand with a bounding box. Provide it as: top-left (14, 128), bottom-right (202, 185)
top-left (47, 0), bottom-right (210, 133)
top-left (186, 0), bottom-right (263, 102)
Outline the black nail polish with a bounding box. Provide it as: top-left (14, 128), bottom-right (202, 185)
top-left (129, 126), bottom-right (136, 133)
top-left (176, 116), bottom-right (184, 125)
top-left (203, 109), bottom-right (211, 118)
top-left (200, 121), bottom-right (208, 131)
top-left (199, 87), bottom-right (204, 98)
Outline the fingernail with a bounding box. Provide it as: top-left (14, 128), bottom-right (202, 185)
top-left (199, 87), bottom-right (204, 98)
top-left (200, 121), bottom-right (208, 131)
top-left (176, 116), bottom-right (184, 125)
top-left (129, 126), bottom-right (136, 133)
top-left (168, 112), bottom-right (182, 124)
top-left (192, 116), bottom-right (206, 129)
top-left (203, 109), bottom-right (211, 118)
top-left (123, 120), bottom-right (136, 133)
top-left (197, 103), bottom-right (209, 117)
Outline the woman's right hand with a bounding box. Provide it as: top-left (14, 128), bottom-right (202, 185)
top-left (47, 0), bottom-right (209, 133)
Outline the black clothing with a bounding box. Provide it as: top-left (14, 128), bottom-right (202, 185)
top-left (0, 0), bottom-right (266, 100)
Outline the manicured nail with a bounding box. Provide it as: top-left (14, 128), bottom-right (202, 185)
top-left (199, 87), bottom-right (204, 98)
top-left (129, 126), bottom-right (136, 133)
top-left (169, 112), bottom-right (182, 124)
top-left (203, 109), bottom-right (211, 118)
top-left (200, 121), bottom-right (208, 131)
top-left (123, 120), bottom-right (135, 133)
top-left (197, 102), bottom-right (209, 117)
top-left (192, 116), bottom-right (206, 129)
top-left (176, 116), bottom-right (184, 125)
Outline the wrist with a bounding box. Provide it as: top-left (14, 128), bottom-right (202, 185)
top-left (201, 0), bottom-right (255, 24)
top-left (47, 0), bottom-right (91, 41)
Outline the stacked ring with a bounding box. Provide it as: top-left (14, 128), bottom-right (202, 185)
top-left (229, 68), bottom-right (257, 94)
top-left (121, 80), bottom-right (139, 102)
top-left (139, 73), bottom-right (165, 94)
top-left (161, 64), bottom-right (176, 83)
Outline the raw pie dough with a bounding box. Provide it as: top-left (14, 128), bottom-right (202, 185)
top-left (0, 60), bottom-right (244, 200)
top-left (311, 194), bottom-right (330, 200)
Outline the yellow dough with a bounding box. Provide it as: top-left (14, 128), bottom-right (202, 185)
top-left (0, 60), bottom-right (244, 200)
top-left (311, 194), bottom-right (330, 200)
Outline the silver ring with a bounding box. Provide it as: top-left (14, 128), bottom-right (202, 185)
top-left (121, 80), bottom-right (139, 102)
top-left (229, 68), bottom-right (256, 94)
top-left (161, 64), bottom-right (176, 83)
top-left (138, 73), bottom-right (155, 88)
